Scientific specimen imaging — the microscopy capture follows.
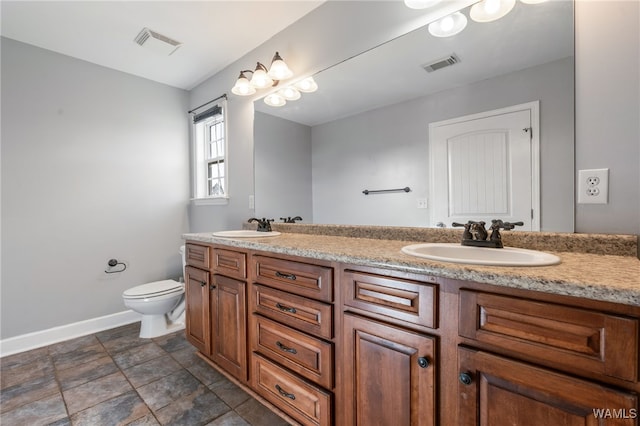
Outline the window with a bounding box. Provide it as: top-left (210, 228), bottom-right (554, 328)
top-left (192, 100), bottom-right (227, 203)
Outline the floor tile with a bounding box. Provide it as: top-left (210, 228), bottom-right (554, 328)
top-left (0, 347), bottom-right (49, 372)
top-left (51, 343), bottom-right (107, 371)
top-left (154, 384), bottom-right (230, 426)
top-left (136, 369), bottom-right (202, 411)
top-left (94, 322), bottom-right (141, 343)
top-left (56, 355), bottom-right (119, 391)
top-left (69, 390), bottom-right (150, 426)
top-left (47, 334), bottom-right (100, 357)
top-left (122, 354), bottom-right (183, 389)
top-left (153, 331), bottom-right (193, 353)
top-left (62, 371), bottom-right (133, 414)
top-left (112, 341), bottom-right (166, 370)
top-left (0, 373), bottom-right (59, 414)
top-left (209, 378), bottom-right (251, 409)
top-left (205, 411), bottom-right (251, 426)
top-left (235, 399), bottom-right (291, 426)
top-left (101, 333), bottom-right (149, 355)
top-left (0, 392), bottom-right (67, 426)
top-left (127, 413), bottom-right (161, 425)
top-left (186, 357), bottom-right (227, 387)
top-left (0, 355), bottom-right (54, 389)
top-left (168, 346), bottom-right (199, 368)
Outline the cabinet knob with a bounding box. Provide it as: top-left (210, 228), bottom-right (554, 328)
top-left (200, 281), bottom-right (207, 287)
top-left (417, 357), bottom-right (430, 369)
top-left (210, 284), bottom-right (217, 290)
top-left (459, 372), bottom-right (473, 385)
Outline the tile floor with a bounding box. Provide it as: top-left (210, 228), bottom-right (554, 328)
top-left (0, 323), bottom-right (293, 426)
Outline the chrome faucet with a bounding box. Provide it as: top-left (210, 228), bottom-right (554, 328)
top-left (248, 217), bottom-right (274, 232)
top-left (452, 220), bottom-right (523, 248)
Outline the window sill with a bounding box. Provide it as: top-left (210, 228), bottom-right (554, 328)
top-left (191, 197), bottom-right (229, 206)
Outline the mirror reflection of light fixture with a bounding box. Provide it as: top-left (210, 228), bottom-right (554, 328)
top-left (231, 51), bottom-right (292, 96)
top-left (278, 86), bottom-right (301, 101)
top-left (428, 12), bottom-right (468, 37)
top-left (264, 93), bottom-right (287, 107)
top-left (519, 0), bottom-right (547, 4)
top-left (295, 76), bottom-right (318, 93)
top-left (470, 0), bottom-right (516, 22)
top-left (403, 0), bottom-right (441, 10)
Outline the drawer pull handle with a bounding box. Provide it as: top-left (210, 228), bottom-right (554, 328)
top-left (275, 384), bottom-right (296, 400)
top-left (417, 357), bottom-right (430, 369)
top-left (276, 303), bottom-right (297, 314)
top-left (276, 341), bottom-right (298, 354)
top-left (459, 372), bottom-right (473, 386)
top-left (275, 271), bottom-right (297, 281)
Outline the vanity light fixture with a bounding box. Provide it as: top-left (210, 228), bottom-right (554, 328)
top-left (428, 11), bottom-right (468, 37)
top-left (231, 51), bottom-right (293, 96)
top-left (403, 0), bottom-right (441, 10)
top-left (264, 93), bottom-right (287, 107)
top-left (470, 0), bottom-right (516, 22)
top-left (278, 86), bottom-right (301, 101)
top-left (519, 0), bottom-right (548, 4)
top-left (294, 76), bottom-right (318, 93)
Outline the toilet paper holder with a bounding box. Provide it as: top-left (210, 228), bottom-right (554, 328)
top-left (105, 259), bottom-right (127, 274)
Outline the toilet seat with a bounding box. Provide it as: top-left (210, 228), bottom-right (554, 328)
top-left (123, 279), bottom-right (183, 300)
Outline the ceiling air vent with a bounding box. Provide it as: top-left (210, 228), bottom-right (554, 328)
top-left (134, 27), bottom-right (182, 56)
top-left (422, 53), bottom-right (460, 73)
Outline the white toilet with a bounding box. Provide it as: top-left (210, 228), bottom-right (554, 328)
top-left (122, 246), bottom-right (187, 338)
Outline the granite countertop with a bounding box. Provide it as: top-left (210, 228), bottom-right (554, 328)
top-left (182, 231), bottom-right (640, 307)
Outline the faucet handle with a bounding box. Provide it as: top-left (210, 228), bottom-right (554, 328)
top-left (502, 221), bottom-right (524, 230)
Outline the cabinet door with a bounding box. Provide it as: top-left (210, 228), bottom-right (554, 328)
top-left (343, 313), bottom-right (436, 426)
top-left (458, 347), bottom-right (638, 426)
top-left (211, 274), bottom-right (247, 382)
top-left (185, 266), bottom-right (210, 355)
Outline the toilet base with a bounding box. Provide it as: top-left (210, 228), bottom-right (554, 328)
top-left (139, 313), bottom-right (185, 339)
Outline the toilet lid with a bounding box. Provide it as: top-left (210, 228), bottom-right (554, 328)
top-left (123, 280), bottom-right (183, 299)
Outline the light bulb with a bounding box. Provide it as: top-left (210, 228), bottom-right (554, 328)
top-left (428, 12), bottom-right (467, 37)
top-left (250, 63), bottom-right (273, 89)
top-left (440, 16), bottom-right (454, 32)
top-left (484, 0), bottom-right (500, 15)
top-left (295, 77), bottom-right (318, 93)
top-left (231, 72), bottom-right (256, 96)
top-left (268, 52), bottom-right (293, 80)
top-left (278, 86), bottom-right (301, 101)
top-left (403, 0), bottom-right (441, 9)
top-left (470, 0), bottom-right (515, 22)
top-left (264, 93), bottom-right (286, 107)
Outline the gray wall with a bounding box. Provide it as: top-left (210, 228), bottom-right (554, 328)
top-left (1, 38), bottom-right (190, 339)
top-left (188, 1), bottom-right (453, 232)
top-left (312, 57), bottom-right (574, 231)
top-left (254, 113), bottom-right (313, 222)
top-left (575, 0), bottom-right (640, 235)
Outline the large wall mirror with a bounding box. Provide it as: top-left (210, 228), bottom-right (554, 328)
top-left (254, 0), bottom-right (574, 232)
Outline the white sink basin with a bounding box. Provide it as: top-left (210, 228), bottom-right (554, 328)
top-left (212, 230), bottom-right (281, 238)
top-left (401, 243), bottom-right (560, 266)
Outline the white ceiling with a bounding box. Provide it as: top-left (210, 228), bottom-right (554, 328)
top-left (0, 1), bottom-right (324, 90)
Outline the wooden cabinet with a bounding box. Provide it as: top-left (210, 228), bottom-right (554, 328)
top-left (210, 274), bottom-right (247, 381)
top-left (183, 239), bottom-right (640, 426)
top-left (249, 255), bottom-right (335, 426)
top-left (184, 243), bottom-right (248, 382)
top-left (185, 265), bottom-right (210, 355)
top-left (342, 313), bottom-right (436, 426)
top-left (458, 347), bottom-right (638, 426)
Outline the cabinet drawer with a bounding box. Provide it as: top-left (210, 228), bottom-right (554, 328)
top-left (251, 284), bottom-right (333, 339)
top-left (212, 248), bottom-right (246, 280)
top-left (251, 353), bottom-right (331, 426)
top-left (252, 315), bottom-right (333, 389)
top-left (254, 256), bottom-right (333, 302)
top-left (186, 243), bottom-right (210, 269)
top-left (342, 270), bottom-right (437, 329)
top-left (459, 290), bottom-right (639, 382)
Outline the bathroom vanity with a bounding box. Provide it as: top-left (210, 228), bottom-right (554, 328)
top-left (183, 226), bottom-right (640, 426)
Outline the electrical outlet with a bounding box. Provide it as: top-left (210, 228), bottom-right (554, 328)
top-left (577, 168), bottom-right (608, 204)
top-left (416, 198), bottom-right (428, 209)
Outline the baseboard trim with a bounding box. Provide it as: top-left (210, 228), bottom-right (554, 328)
top-left (0, 310), bottom-right (141, 357)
